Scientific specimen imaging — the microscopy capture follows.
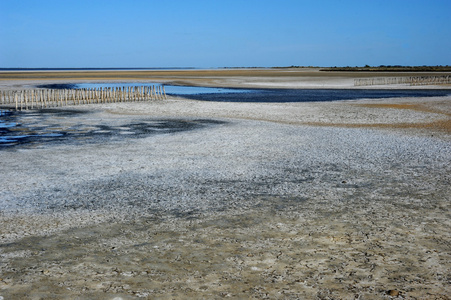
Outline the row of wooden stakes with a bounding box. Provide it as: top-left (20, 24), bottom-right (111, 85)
top-left (0, 85), bottom-right (167, 110)
top-left (354, 75), bottom-right (451, 86)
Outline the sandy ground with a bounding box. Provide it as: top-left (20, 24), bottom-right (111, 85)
top-left (0, 71), bottom-right (450, 299)
top-left (1, 68), bottom-right (451, 90)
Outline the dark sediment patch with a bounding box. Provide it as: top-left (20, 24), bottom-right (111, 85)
top-left (0, 109), bottom-right (225, 149)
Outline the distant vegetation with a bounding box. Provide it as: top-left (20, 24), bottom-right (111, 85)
top-left (320, 65), bottom-right (451, 72)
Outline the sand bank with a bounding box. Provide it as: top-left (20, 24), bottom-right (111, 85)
top-left (0, 75), bottom-right (450, 298)
top-left (1, 68), bottom-right (451, 90)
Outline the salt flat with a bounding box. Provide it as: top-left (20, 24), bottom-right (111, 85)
top-left (0, 71), bottom-right (450, 298)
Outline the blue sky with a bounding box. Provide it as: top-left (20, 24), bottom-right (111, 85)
top-left (1, 0), bottom-right (450, 68)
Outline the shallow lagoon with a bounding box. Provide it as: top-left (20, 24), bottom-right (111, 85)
top-left (71, 83), bottom-right (451, 102)
top-left (2, 84), bottom-right (451, 147)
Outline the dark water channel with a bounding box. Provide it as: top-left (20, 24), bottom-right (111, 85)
top-left (40, 83), bottom-right (451, 102)
top-left (175, 88), bottom-right (451, 102)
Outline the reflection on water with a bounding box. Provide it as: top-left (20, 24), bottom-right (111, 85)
top-left (74, 83), bottom-right (256, 95)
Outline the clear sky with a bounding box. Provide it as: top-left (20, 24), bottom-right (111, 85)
top-left (1, 0), bottom-right (450, 68)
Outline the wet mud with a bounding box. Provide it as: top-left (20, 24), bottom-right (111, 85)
top-left (0, 109), bottom-right (224, 149)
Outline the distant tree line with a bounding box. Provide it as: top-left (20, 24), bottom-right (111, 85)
top-left (320, 65), bottom-right (451, 72)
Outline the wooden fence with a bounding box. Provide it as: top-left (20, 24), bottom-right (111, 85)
top-left (354, 75), bottom-right (451, 86)
top-left (0, 85), bottom-right (167, 110)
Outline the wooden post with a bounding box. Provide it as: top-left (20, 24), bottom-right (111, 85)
top-left (31, 90), bottom-right (35, 109)
top-left (42, 90), bottom-right (46, 108)
top-left (23, 90), bottom-right (28, 110)
top-left (15, 92), bottom-right (18, 110)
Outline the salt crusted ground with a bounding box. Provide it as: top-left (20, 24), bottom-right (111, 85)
top-left (0, 74), bottom-right (450, 299)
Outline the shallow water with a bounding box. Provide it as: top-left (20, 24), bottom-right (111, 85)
top-left (76, 83), bottom-right (255, 95)
top-left (176, 88), bottom-right (451, 102)
top-left (40, 83), bottom-right (451, 102)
